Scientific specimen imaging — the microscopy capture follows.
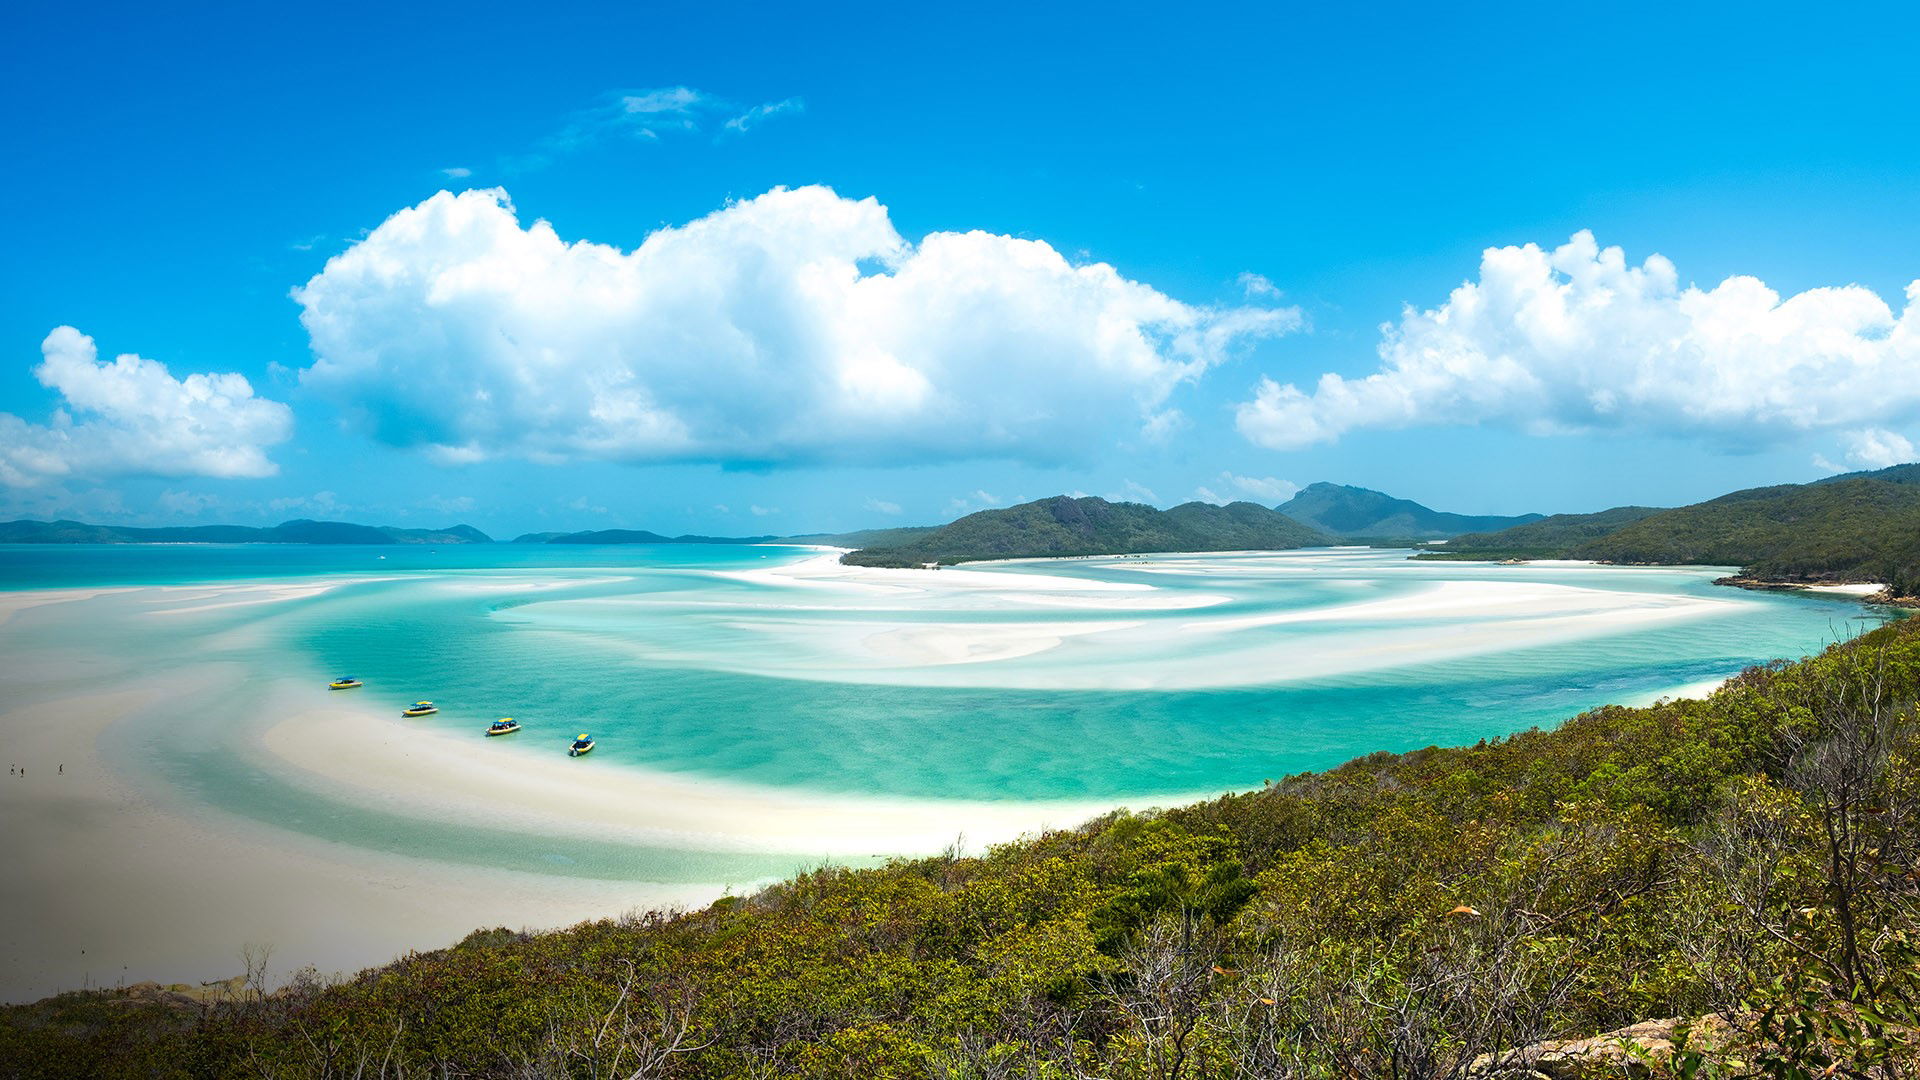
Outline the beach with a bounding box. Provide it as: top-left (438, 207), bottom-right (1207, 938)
top-left (0, 545), bottom-right (1892, 1001)
top-left (0, 681), bottom-right (711, 1003)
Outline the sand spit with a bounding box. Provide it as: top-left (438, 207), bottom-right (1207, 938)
top-left (0, 681), bottom-right (718, 1004)
top-left (550, 560), bottom-right (1746, 691)
top-left (258, 691), bottom-right (1115, 860)
top-left (0, 586), bottom-right (135, 626)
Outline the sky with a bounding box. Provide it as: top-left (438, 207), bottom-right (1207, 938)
top-left (3, 1), bottom-right (1918, 539)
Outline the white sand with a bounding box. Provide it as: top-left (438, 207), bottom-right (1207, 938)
top-left (139, 579), bottom-right (384, 616)
top-left (1617, 676), bottom-right (1735, 706)
top-left (0, 682), bottom-right (719, 1004)
top-left (0, 552), bottom-right (1876, 1001)
top-left (0, 586), bottom-right (132, 626)
top-left (258, 691), bottom-right (1113, 858)
top-left (553, 565), bottom-right (1745, 691)
top-left (715, 551), bottom-right (1152, 595)
top-left (1802, 582), bottom-right (1886, 597)
top-left (860, 619), bottom-right (1141, 666)
top-left (0, 575), bottom-right (1125, 1002)
top-left (1191, 578), bottom-right (1722, 633)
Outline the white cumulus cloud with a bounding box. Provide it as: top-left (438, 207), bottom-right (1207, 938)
top-left (1817, 428), bottom-right (1916, 472)
top-left (0, 327), bottom-right (293, 487)
top-left (1219, 471), bottom-right (1299, 502)
top-left (295, 186), bottom-right (1298, 468)
top-left (1237, 231), bottom-right (1920, 450)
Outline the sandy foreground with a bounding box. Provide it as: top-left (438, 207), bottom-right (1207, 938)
top-left (0, 683), bottom-right (715, 1004)
top-left (0, 672), bottom-right (1113, 1004)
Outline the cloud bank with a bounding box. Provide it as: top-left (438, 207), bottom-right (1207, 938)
top-left (1, 327), bottom-right (293, 487)
top-left (1237, 231), bottom-right (1920, 454)
top-left (295, 186), bottom-right (1299, 467)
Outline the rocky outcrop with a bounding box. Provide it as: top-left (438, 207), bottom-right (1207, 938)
top-left (1469, 1015), bottom-right (1735, 1078)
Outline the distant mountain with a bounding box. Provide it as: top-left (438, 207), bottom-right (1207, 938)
top-left (840, 496), bottom-right (1334, 567)
top-left (785, 525), bottom-right (940, 550)
top-left (0, 519), bottom-right (492, 545)
top-left (1433, 463), bottom-right (1920, 597)
top-left (1276, 482), bottom-right (1544, 540)
top-left (525, 529), bottom-right (776, 545)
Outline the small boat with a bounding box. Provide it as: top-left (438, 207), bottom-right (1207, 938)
top-left (569, 733), bottom-right (595, 757)
top-left (328, 677), bottom-right (363, 690)
top-left (485, 717), bottom-right (521, 737)
top-left (401, 701), bottom-right (439, 717)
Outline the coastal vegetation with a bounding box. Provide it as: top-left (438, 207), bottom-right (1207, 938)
top-left (784, 525), bottom-right (940, 550)
top-left (841, 496), bottom-right (1332, 567)
top-left (1435, 465), bottom-right (1920, 597)
top-left (517, 529), bottom-right (778, 545)
top-left (1274, 482), bottom-right (1544, 542)
top-left (1426, 505), bottom-right (1670, 560)
top-left (7, 616), bottom-right (1919, 1077)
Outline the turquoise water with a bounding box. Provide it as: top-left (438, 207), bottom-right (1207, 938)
top-left (0, 543), bottom-right (1897, 878)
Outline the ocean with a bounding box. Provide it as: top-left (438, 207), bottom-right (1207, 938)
top-left (0, 541), bottom-right (1896, 997)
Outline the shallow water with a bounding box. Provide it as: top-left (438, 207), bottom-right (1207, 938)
top-left (0, 542), bottom-right (1896, 870)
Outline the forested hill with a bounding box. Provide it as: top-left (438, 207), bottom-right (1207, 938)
top-left (9, 617), bottom-right (1919, 1076)
top-left (784, 525), bottom-right (940, 550)
top-left (1437, 506), bottom-right (1670, 557)
top-left (1276, 481), bottom-right (1543, 539)
top-left (1435, 463), bottom-right (1920, 596)
top-left (517, 529), bottom-right (776, 545)
top-left (839, 495), bottom-right (1334, 566)
top-left (0, 519), bottom-right (492, 545)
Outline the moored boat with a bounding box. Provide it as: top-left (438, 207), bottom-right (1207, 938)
top-left (486, 717), bottom-right (521, 736)
top-left (328, 677), bottom-right (363, 690)
top-left (401, 701), bottom-right (438, 717)
top-left (569, 733), bottom-right (595, 757)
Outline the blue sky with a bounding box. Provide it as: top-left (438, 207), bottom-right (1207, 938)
top-left (3, 1), bottom-right (1918, 537)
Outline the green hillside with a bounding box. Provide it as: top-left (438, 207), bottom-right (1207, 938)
top-left (1428, 464), bottom-right (1920, 597)
top-left (8, 619), bottom-right (1918, 1077)
top-left (1579, 476), bottom-right (1920, 593)
top-left (1435, 505), bottom-right (1669, 558)
top-left (0, 519), bottom-right (492, 545)
top-left (785, 525), bottom-right (940, 550)
top-left (1276, 481), bottom-right (1543, 539)
top-left (530, 529), bottom-right (776, 545)
top-left (840, 496), bottom-right (1333, 566)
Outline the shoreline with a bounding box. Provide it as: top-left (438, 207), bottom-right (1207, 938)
top-left (1712, 575), bottom-right (1912, 605)
top-left (0, 675), bottom-right (731, 1004)
top-left (0, 549), bottom-right (1897, 1003)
